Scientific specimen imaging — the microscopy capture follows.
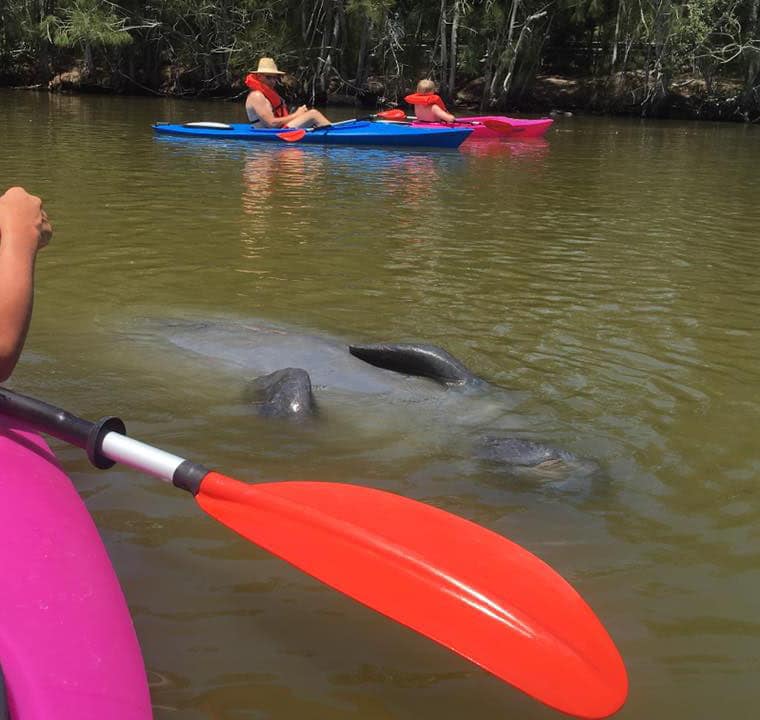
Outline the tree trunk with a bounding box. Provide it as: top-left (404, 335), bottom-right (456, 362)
top-left (83, 43), bottom-right (94, 78)
top-left (34, 0), bottom-right (55, 83)
top-left (742, 0), bottom-right (760, 117)
top-left (611, 0), bottom-right (622, 70)
top-left (438, 0), bottom-right (448, 91)
top-left (500, 10), bottom-right (546, 105)
top-left (481, 39), bottom-right (496, 110)
top-left (355, 14), bottom-right (371, 89)
top-left (490, 0), bottom-right (519, 100)
top-left (645, 0), bottom-right (672, 114)
top-left (319, 0), bottom-right (335, 93)
top-left (447, 1), bottom-right (461, 100)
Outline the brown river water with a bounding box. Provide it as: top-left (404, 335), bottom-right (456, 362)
top-left (1, 89), bottom-right (759, 719)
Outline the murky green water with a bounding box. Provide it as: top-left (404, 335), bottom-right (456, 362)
top-left (2, 89), bottom-right (759, 718)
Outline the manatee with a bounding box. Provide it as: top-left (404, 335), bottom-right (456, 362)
top-left (146, 316), bottom-right (596, 479)
top-left (158, 318), bottom-right (444, 397)
top-left (476, 437), bottom-right (599, 479)
top-left (244, 368), bottom-right (316, 419)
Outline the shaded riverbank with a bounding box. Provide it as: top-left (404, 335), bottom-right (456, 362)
top-left (4, 67), bottom-right (758, 124)
top-left (3, 0), bottom-right (758, 123)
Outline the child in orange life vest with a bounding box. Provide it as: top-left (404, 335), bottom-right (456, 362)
top-left (404, 80), bottom-right (456, 123)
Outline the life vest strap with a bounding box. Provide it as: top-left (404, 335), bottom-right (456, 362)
top-left (245, 74), bottom-right (288, 118)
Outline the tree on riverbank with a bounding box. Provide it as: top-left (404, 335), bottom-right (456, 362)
top-left (1, 0), bottom-right (757, 120)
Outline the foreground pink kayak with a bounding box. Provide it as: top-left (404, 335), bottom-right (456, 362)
top-left (0, 415), bottom-right (152, 719)
top-left (413, 115), bottom-right (554, 140)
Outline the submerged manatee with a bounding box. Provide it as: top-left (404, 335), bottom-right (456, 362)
top-left (476, 437), bottom-right (598, 481)
top-left (160, 319), bottom-right (442, 396)
top-left (156, 316), bottom-right (594, 478)
top-left (478, 437), bottom-right (580, 466)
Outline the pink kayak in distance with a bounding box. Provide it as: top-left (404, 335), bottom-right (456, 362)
top-left (412, 116), bottom-right (554, 140)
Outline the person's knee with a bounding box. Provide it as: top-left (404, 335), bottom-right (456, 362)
top-left (309, 109), bottom-right (330, 125)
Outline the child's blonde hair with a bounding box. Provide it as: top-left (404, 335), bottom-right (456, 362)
top-left (416, 79), bottom-right (437, 94)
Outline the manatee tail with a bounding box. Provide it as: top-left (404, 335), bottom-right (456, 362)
top-left (348, 343), bottom-right (484, 387)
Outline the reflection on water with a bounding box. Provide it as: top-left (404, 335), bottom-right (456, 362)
top-left (242, 146), bottom-right (309, 209)
top-left (234, 142), bottom-right (464, 258)
top-left (3, 90), bottom-right (760, 719)
top-left (460, 137), bottom-right (551, 161)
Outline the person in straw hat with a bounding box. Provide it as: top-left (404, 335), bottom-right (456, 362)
top-left (244, 58), bottom-right (331, 129)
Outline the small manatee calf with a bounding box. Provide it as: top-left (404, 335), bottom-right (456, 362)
top-left (476, 437), bottom-right (599, 480)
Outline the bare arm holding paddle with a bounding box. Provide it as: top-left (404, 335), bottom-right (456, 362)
top-left (0, 187), bottom-right (52, 381)
top-left (246, 93), bottom-right (325, 129)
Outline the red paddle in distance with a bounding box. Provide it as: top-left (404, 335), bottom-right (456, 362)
top-left (0, 387), bottom-right (628, 719)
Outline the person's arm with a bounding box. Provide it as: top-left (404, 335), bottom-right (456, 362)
top-left (0, 187), bottom-right (51, 381)
top-left (431, 105), bottom-right (456, 123)
top-left (246, 92), bottom-right (307, 128)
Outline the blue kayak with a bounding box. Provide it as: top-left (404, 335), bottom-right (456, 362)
top-left (152, 120), bottom-right (471, 149)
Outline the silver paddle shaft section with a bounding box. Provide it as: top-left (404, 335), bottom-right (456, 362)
top-left (101, 431), bottom-right (187, 482)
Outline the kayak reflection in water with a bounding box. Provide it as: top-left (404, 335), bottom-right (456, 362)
top-left (0, 186), bottom-right (52, 381)
top-left (240, 147), bottom-right (320, 249)
top-left (244, 57), bottom-right (331, 129)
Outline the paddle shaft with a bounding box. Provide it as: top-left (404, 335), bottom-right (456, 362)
top-left (278, 111), bottom-right (407, 140)
top-left (0, 387), bottom-right (206, 492)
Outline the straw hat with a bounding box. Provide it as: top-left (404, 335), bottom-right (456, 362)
top-left (254, 58), bottom-right (285, 76)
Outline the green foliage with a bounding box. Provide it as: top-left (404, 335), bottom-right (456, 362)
top-left (0, 0), bottom-right (758, 112)
top-left (48, 0), bottom-right (132, 50)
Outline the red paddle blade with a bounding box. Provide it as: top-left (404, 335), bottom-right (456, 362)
top-left (277, 129), bottom-right (306, 142)
top-left (377, 109), bottom-right (406, 120)
top-left (196, 473), bottom-right (628, 719)
top-left (482, 119), bottom-right (523, 135)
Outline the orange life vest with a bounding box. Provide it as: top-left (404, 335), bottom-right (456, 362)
top-left (404, 93), bottom-right (448, 111)
top-left (245, 74), bottom-right (288, 118)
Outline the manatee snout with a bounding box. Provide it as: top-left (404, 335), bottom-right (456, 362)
top-left (244, 368), bottom-right (316, 419)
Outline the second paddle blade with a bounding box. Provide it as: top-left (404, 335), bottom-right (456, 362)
top-left (277, 129), bottom-right (306, 142)
top-left (482, 119), bottom-right (522, 135)
top-left (377, 109), bottom-right (407, 121)
top-left (196, 473), bottom-right (628, 719)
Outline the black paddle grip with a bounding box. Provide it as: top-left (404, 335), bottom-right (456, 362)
top-left (0, 387), bottom-right (127, 470)
top-left (0, 387), bottom-right (93, 448)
